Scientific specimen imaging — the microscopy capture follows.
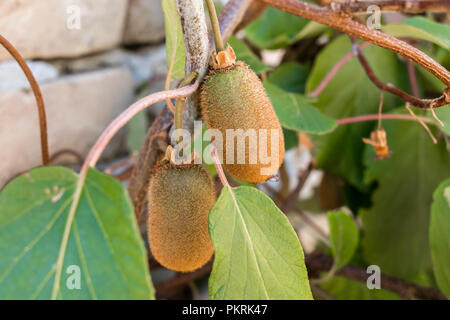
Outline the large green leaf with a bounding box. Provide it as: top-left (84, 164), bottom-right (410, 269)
top-left (245, 7), bottom-right (309, 49)
top-left (162, 0), bottom-right (185, 79)
top-left (431, 108), bottom-right (450, 135)
top-left (328, 211), bottom-right (359, 269)
top-left (228, 36), bottom-right (269, 75)
top-left (360, 117), bottom-right (450, 279)
top-left (264, 82), bottom-right (337, 134)
top-left (208, 186), bottom-right (312, 300)
top-left (383, 17), bottom-right (450, 50)
top-left (0, 166), bottom-right (154, 299)
top-left (306, 36), bottom-right (408, 189)
top-left (430, 178), bottom-right (450, 297)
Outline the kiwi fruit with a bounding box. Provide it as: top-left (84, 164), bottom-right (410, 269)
top-left (200, 45), bottom-right (284, 183)
top-left (147, 161), bottom-right (215, 272)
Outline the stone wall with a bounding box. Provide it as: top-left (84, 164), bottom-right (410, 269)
top-left (0, 0), bottom-right (167, 187)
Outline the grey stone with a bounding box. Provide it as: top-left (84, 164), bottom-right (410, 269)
top-left (123, 0), bottom-right (165, 45)
top-left (0, 60), bottom-right (60, 92)
top-left (0, 0), bottom-right (129, 61)
top-left (0, 67), bottom-right (134, 188)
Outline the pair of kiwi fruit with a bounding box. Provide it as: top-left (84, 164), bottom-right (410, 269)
top-left (147, 45), bottom-right (285, 272)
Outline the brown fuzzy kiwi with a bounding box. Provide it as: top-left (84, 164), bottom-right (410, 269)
top-left (147, 161), bottom-right (215, 272)
top-left (200, 45), bottom-right (284, 183)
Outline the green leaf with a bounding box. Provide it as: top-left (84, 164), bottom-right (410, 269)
top-left (295, 21), bottom-right (329, 41)
top-left (245, 7), bottom-right (309, 49)
top-left (264, 82), bottom-right (337, 134)
top-left (321, 275), bottom-right (399, 300)
top-left (267, 62), bottom-right (309, 93)
top-left (328, 211), bottom-right (359, 269)
top-left (228, 36), bottom-right (269, 74)
top-left (0, 166), bottom-right (154, 299)
top-left (430, 107), bottom-right (450, 136)
top-left (306, 36), bottom-right (408, 189)
top-left (383, 17), bottom-right (450, 50)
top-left (430, 178), bottom-right (450, 297)
top-left (127, 111), bottom-right (148, 154)
top-left (360, 117), bottom-right (450, 278)
top-left (283, 128), bottom-right (299, 151)
top-left (162, 0), bottom-right (185, 79)
top-left (209, 186), bottom-right (312, 300)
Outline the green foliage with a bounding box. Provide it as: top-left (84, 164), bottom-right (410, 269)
top-left (208, 186), bottom-right (312, 300)
top-left (162, 0), bottom-right (185, 79)
top-left (228, 36), bottom-right (269, 74)
top-left (283, 128), bottom-right (299, 151)
top-left (264, 82), bottom-right (337, 134)
top-left (321, 276), bottom-right (399, 300)
top-left (267, 62), bottom-right (311, 150)
top-left (267, 62), bottom-right (309, 93)
top-left (328, 211), bottom-right (359, 269)
top-left (306, 36), bottom-right (408, 189)
top-left (430, 179), bottom-right (450, 297)
top-left (245, 7), bottom-right (309, 49)
top-left (431, 108), bottom-right (450, 135)
top-left (383, 17), bottom-right (450, 50)
top-left (127, 111), bottom-right (148, 154)
top-left (0, 167), bottom-right (154, 299)
top-left (360, 116), bottom-right (450, 279)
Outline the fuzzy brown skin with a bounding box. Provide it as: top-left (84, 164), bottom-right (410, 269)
top-left (200, 62), bottom-right (284, 183)
top-left (147, 162), bottom-right (215, 272)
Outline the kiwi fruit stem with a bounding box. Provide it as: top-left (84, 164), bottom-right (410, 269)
top-left (205, 0), bottom-right (224, 52)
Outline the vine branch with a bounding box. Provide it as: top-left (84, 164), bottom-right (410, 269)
top-left (350, 37), bottom-right (449, 109)
top-left (309, 41), bottom-right (370, 97)
top-left (327, 0), bottom-right (450, 13)
top-left (0, 34), bottom-right (50, 165)
top-left (306, 251), bottom-right (448, 300)
top-left (215, 0), bottom-right (253, 46)
top-left (259, 0), bottom-right (450, 104)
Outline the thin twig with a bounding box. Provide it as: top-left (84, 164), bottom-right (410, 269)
top-left (211, 146), bottom-right (230, 188)
top-left (84, 82), bottom-right (199, 170)
top-left (281, 162), bottom-right (314, 212)
top-left (50, 149), bottom-right (84, 166)
top-left (0, 34), bottom-right (50, 165)
top-left (294, 208), bottom-right (331, 246)
top-left (259, 0), bottom-right (450, 96)
top-left (309, 42), bottom-right (370, 97)
top-left (337, 113), bottom-right (435, 125)
top-left (328, 0), bottom-right (450, 13)
top-left (377, 91), bottom-right (385, 129)
top-left (306, 251), bottom-right (448, 300)
top-left (350, 37), bottom-right (449, 109)
top-left (405, 103), bottom-right (438, 143)
top-left (406, 60), bottom-right (420, 98)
